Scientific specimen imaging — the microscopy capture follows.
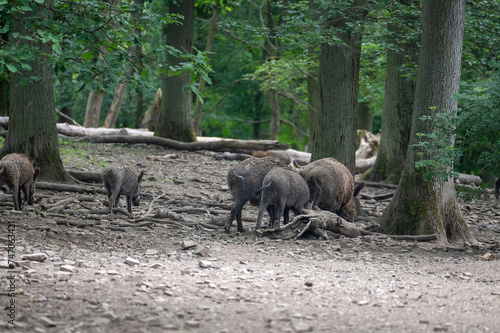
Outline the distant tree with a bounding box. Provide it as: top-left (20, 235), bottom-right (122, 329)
top-left (310, 0), bottom-right (369, 172)
top-left (366, 0), bottom-right (420, 184)
top-left (381, 0), bottom-right (476, 245)
top-left (155, 0), bottom-right (197, 142)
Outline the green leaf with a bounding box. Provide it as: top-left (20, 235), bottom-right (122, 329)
top-left (6, 64), bottom-right (17, 73)
top-left (82, 51), bottom-right (94, 60)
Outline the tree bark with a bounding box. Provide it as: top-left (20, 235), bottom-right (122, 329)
top-left (83, 89), bottom-right (104, 128)
top-left (4, 0), bottom-right (70, 182)
top-left (366, 1), bottom-right (418, 184)
top-left (193, 9), bottom-right (218, 136)
top-left (356, 101), bottom-right (372, 132)
top-left (268, 89), bottom-right (280, 140)
top-left (381, 0), bottom-right (475, 246)
top-left (103, 80), bottom-right (128, 128)
top-left (310, 0), bottom-right (368, 174)
top-left (155, 0), bottom-right (197, 142)
top-left (0, 77), bottom-right (7, 117)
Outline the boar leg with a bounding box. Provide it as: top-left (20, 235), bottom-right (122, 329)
top-left (12, 184), bottom-right (20, 211)
top-left (126, 195), bottom-right (133, 214)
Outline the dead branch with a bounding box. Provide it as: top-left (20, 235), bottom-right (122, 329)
top-left (73, 135), bottom-right (289, 154)
top-left (37, 182), bottom-right (107, 194)
top-left (360, 229), bottom-right (438, 242)
top-left (258, 210), bottom-right (362, 240)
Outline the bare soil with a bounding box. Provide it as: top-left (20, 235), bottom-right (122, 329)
top-left (1, 143), bottom-right (500, 333)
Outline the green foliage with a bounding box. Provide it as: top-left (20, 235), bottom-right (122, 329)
top-left (455, 64), bottom-right (500, 178)
top-left (412, 108), bottom-right (462, 182)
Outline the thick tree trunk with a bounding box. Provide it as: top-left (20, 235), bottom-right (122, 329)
top-left (366, 2), bottom-right (418, 184)
top-left (4, 0), bottom-right (70, 182)
top-left (155, 0), bottom-right (197, 142)
top-left (193, 10), bottom-right (217, 136)
top-left (381, 0), bottom-right (475, 245)
top-left (310, 0), bottom-right (368, 174)
top-left (83, 89), bottom-right (104, 128)
top-left (103, 80), bottom-right (128, 128)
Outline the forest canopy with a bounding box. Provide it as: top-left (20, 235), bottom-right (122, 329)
top-left (0, 0), bottom-right (499, 177)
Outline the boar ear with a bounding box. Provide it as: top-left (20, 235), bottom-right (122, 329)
top-left (34, 167), bottom-right (40, 181)
top-left (138, 170), bottom-right (145, 182)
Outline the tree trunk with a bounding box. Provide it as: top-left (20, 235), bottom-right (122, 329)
top-left (310, 0), bottom-right (368, 174)
top-left (103, 80), bottom-right (128, 128)
top-left (4, 0), bottom-right (70, 182)
top-left (366, 1), bottom-right (418, 184)
top-left (381, 0), bottom-right (475, 246)
top-left (0, 77), bottom-right (7, 117)
top-left (135, 85), bottom-right (144, 129)
top-left (155, 0), bottom-right (197, 142)
top-left (193, 9), bottom-right (218, 136)
top-left (83, 89), bottom-right (104, 128)
top-left (269, 89), bottom-right (280, 140)
top-left (356, 101), bottom-right (372, 132)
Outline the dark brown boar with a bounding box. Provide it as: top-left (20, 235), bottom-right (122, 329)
top-left (255, 167), bottom-right (312, 230)
top-left (224, 156), bottom-right (288, 233)
top-left (299, 157), bottom-right (364, 222)
top-left (102, 162), bottom-right (144, 214)
top-left (0, 153), bottom-right (40, 211)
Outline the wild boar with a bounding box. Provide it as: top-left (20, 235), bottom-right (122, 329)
top-left (224, 156), bottom-right (288, 233)
top-left (255, 167), bottom-right (312, 230)
top-left (0, 153), bottom-right (40, 211)
top-left (102, 162), bottom-right (144, 214)
top-left (299, 157), bottom-right (364, 222)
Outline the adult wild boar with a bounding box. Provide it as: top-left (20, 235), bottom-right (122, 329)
top-left (0, 153), bottom-right (40, 211)
top-left (224, 156), bottom-right (288, 233)
top-left (299, 158), bottom-right (364, 222)
top-left (255, 167), bottom-right (312, 230)
top-left (103, 162), bottom-right (144, 214)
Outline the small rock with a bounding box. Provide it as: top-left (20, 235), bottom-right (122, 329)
top-left (193, 245), bottom-right (209, 257)
top-left (151, 263), bottom-right (165, 269)
top-left (60, 265), bottom-right (78, 273)
top-left (143, 316), bottom-right (162, 326)
top-left (40, 316), bottom-right (57, 327)
top-left (482, 252), bottom-right (495, 261)
top-left (181, 240), bottom-right (197, 250)
top-left (408, 291), bottom-right (423, 300)
top-left (433, 326), bottom-right (448, 332)
top-left (22, 253), bottom-right (48, 262)
top-left (93, 317), bottom-right (111, 326)
top-left (185, 320), bottom-right (200, 328)
top-left (305, 281), bottom-right (313, 287)
top-left (199, 260), bottom-right (215, 269)
top-left (292, 322), bottom-right (313, 333)
top-left (357, 299), bottom-right (370, 306)
top-left (145, 249), bottom-right (159, 257)
top-left (125, 257), bottom-right (140, 267)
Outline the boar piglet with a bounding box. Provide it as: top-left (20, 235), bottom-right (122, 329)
top-left (0, 153), bottom-right (40, 211)
top-left (224, 156), bottom-right (288, 233)
top-left (299, 157), bottom-right (364, 222)
top-left (103, 162), bottom-right (144, 214)
top-left (255, 167), bottom-right (312, 230)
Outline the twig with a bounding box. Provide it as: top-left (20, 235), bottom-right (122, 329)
top-left (56, 108), bottom-right (83, 127)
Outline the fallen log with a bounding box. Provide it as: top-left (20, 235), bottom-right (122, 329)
top-left (36, 182), bottom-right (107, 194)
top-left (74, 135), bottom-right (289, 154)
top-left (66, 169), bottom-right (103, 183)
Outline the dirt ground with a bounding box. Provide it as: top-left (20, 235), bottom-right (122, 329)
top-left (1, 142), bottom-right (500, 333)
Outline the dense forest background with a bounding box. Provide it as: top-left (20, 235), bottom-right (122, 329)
top-left (1, 0), bottom-right (499, 176)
